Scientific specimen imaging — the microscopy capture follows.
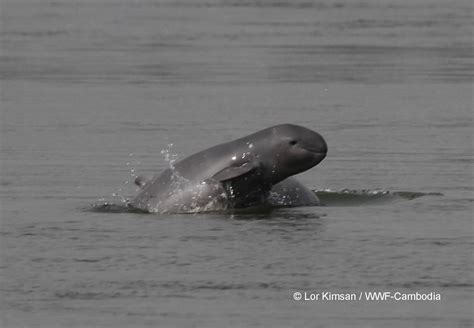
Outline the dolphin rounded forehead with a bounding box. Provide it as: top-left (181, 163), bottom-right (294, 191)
top-left (194, 124), bottom-right (327, 156)
top-left (224, 124), bottom-right (326, 149)
top-left (245, 124), bottom-right (318, 137)
top-left (272, 124), bottom-right (326, 141)
top-left (272, 123), bottom-right (322, 135)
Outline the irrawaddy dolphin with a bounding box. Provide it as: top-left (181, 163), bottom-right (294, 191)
top-left (129, 124), bottom-right (327, 213)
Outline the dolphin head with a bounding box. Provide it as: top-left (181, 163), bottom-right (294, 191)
top-left (260, 124), bottom-right (327, 183)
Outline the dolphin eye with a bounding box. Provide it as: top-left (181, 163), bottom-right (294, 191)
top-left (289, 140), bottom-right (298, 145)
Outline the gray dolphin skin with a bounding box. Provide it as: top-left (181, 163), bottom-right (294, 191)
top-left (129, 124), bottom-right (327, 213)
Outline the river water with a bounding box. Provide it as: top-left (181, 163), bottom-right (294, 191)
top-left (1, 0), bottom-right (473, 327)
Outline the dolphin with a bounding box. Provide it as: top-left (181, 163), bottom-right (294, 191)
top-left (129, 124), bottom-right (327, 213)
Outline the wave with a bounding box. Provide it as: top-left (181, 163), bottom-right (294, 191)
top-left (88, 189), bottom-right (442, 214)
top-left (314, 189), bottom-right (442, 207)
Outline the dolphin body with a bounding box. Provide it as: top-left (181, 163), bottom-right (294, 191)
top-left (129, 124), bottom-right (327, 213)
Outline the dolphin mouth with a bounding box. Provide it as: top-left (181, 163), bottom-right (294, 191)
top-left (303, 147), bottom-right (327, 156)
top-left (304, 149), bottom-right (327, 163)
top-left (313, 152), bottom-right (327, 162)
top-left (302, 142), bottom-right (327, 156)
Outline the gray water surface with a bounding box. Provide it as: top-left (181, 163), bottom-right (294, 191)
top-left (1, 0), bottom-right (473, 327)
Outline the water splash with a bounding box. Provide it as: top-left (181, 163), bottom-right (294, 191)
top-left (96, 153), bottom-right (142, 207)
top-left (160, 143), bottom-right (188, 188)
top-left (160, 143), bottom-right (178, 170)
top-left (126, 153), bottom-right (141, 182)
top-left (267, 190), bottom-right (294, 206)
top-left (134, 143), bottom-right (227, 214)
